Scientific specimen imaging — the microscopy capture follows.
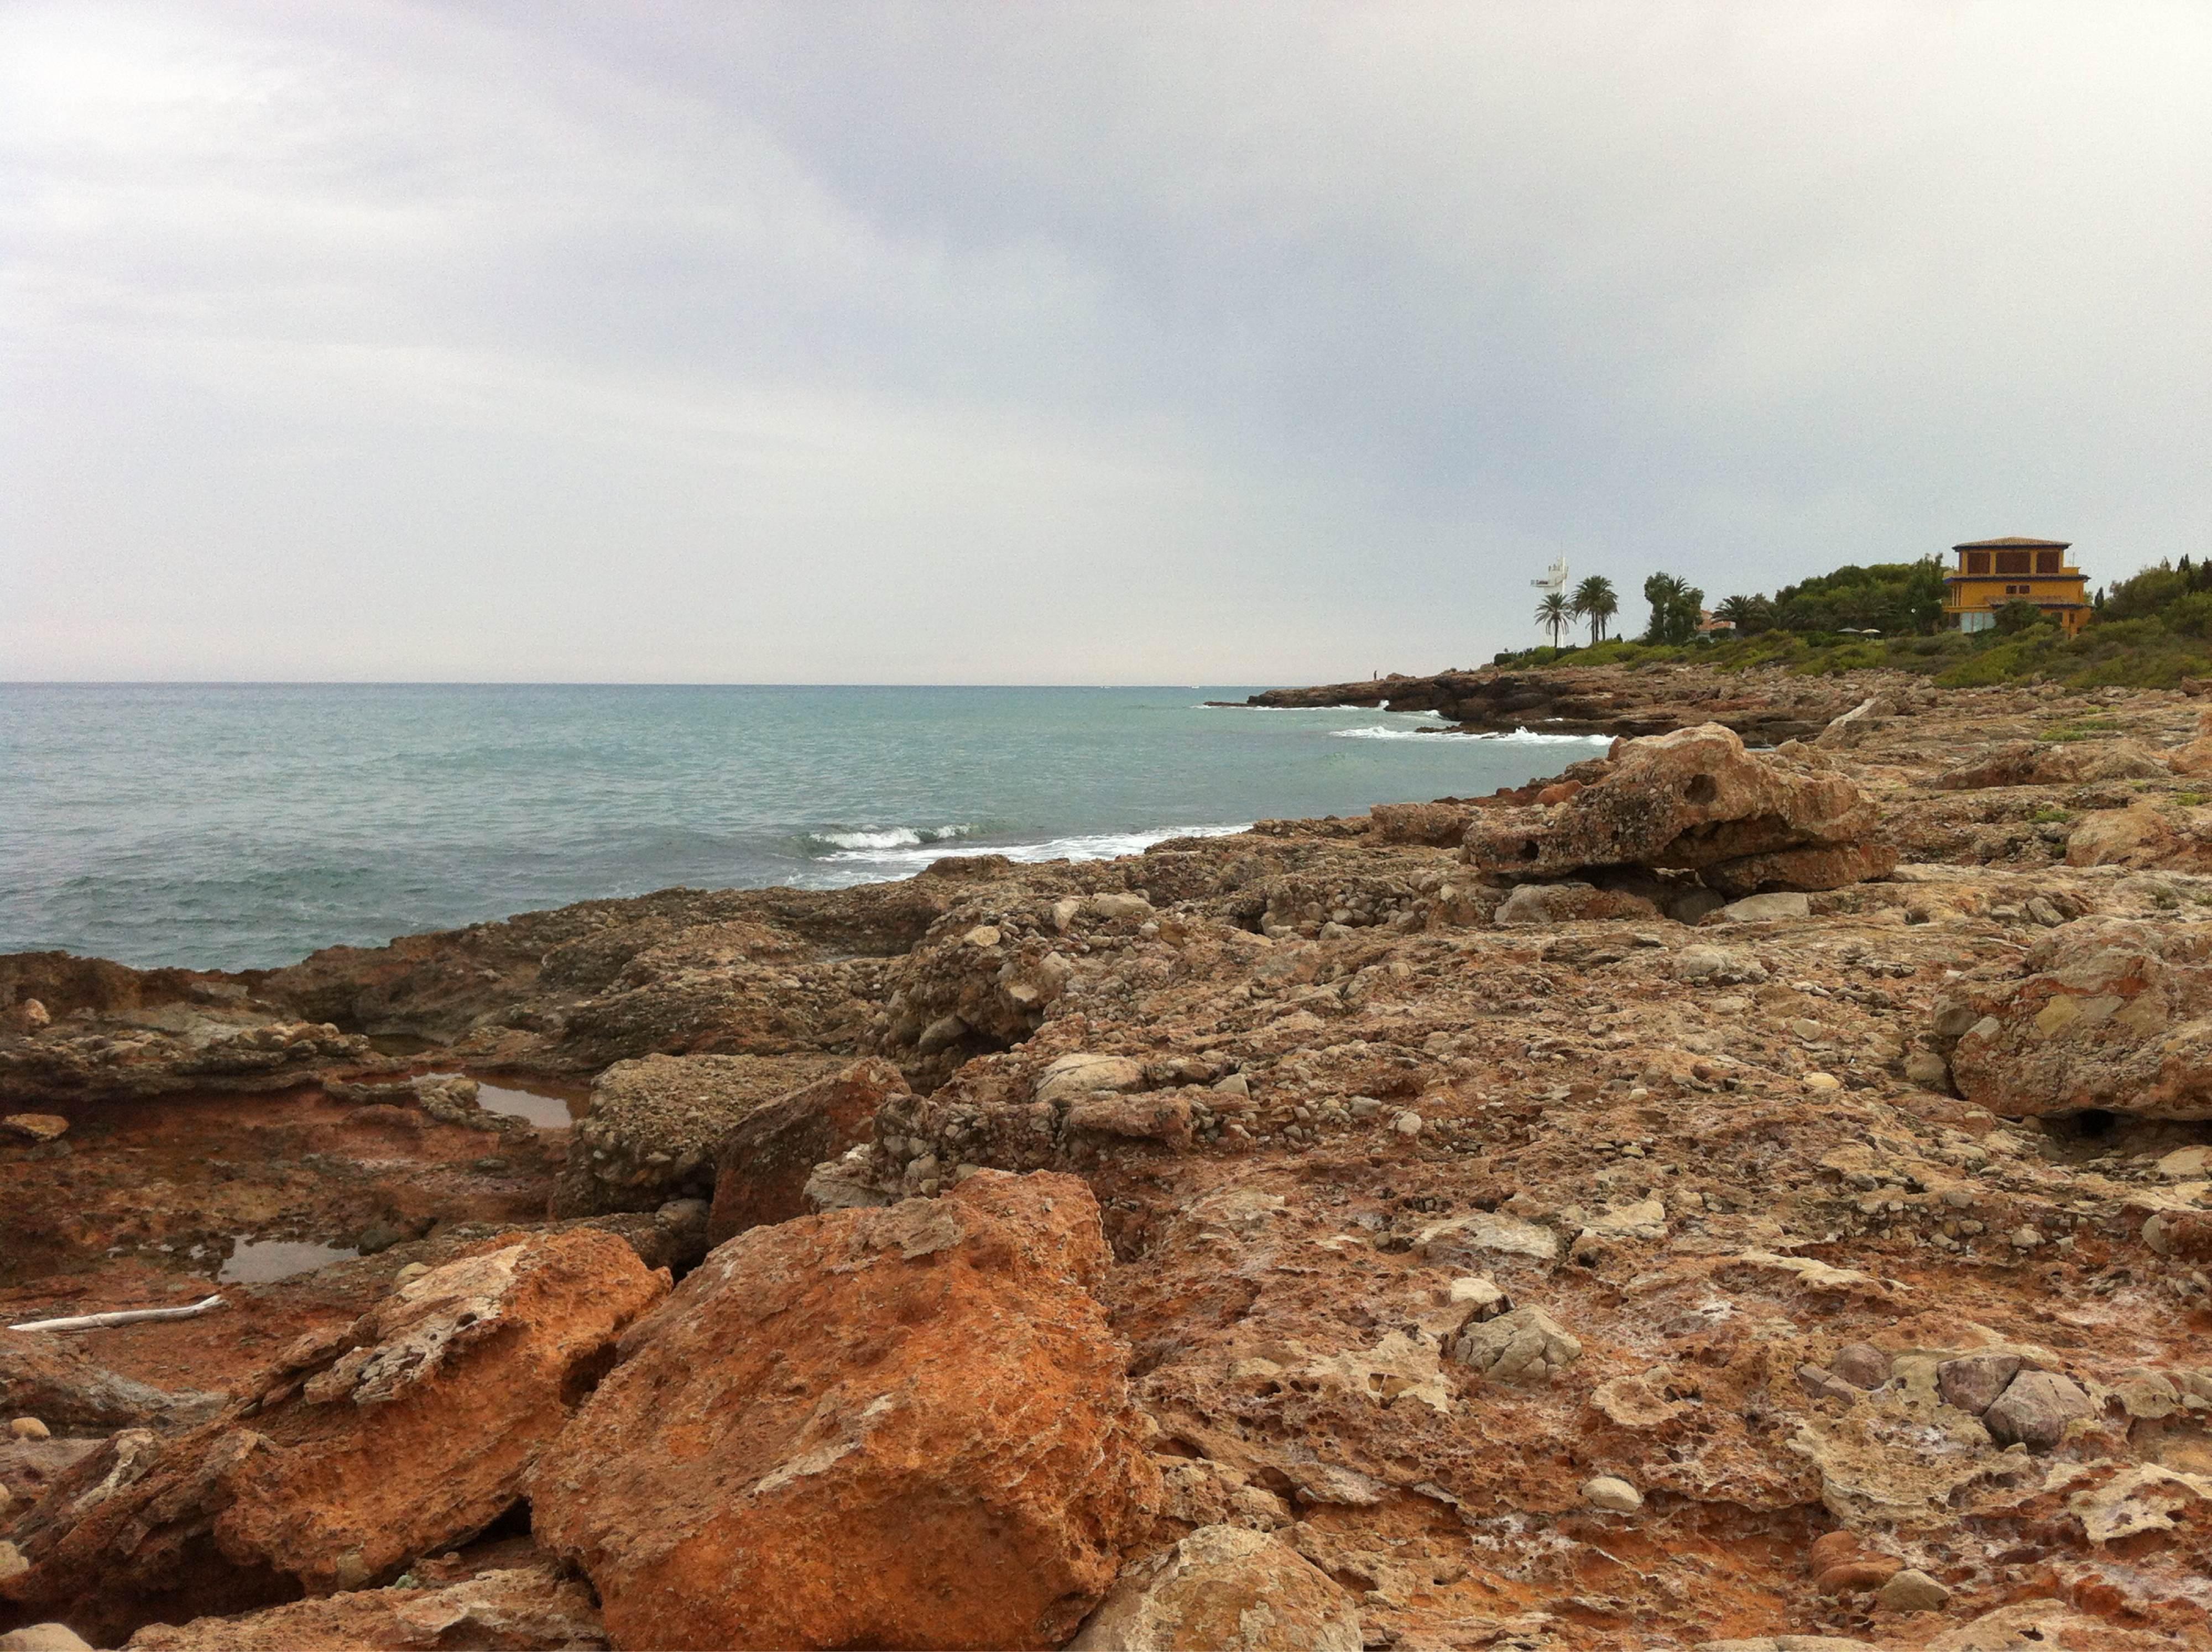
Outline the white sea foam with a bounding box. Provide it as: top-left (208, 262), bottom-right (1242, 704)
top-left (806, 824), bottom-right (973, 853)
top-left (1330, 724), bottom-right (1613, 745)
top-left (810, 821), bottom-right (1249, 880)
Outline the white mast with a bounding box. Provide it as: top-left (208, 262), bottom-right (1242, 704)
top-left (1531, 557), bottom-right (1569, 595)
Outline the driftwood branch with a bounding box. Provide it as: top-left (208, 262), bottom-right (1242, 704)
top-left (8, 1294), bottom-right (228, 1334)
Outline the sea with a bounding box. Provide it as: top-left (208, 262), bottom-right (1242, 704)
top-left (0, 684), bottom-right (1609, 973)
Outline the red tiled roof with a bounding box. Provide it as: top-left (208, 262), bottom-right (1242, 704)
top-left (1953, 536), bottom-right (2070, 550)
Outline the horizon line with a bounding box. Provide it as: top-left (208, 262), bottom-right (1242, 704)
top-left (0, 679), bottom-right (1294, 689)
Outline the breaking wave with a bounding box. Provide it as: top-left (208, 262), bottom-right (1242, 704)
top-left (802, 822), bottom-right (1249, 883)
top-left (801, 824), bottom-right (975, 855)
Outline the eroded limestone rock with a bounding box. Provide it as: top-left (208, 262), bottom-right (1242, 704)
top-left (1070, 1525), bottom-right (1361, 1651)
top-left (529, 1171), bottom-right (1159, 1651)
top-left (3, 1230), bottom-right (664, 1645)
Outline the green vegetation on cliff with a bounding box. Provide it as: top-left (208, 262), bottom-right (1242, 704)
top-left (1498, 556), bottom-right (2212, 688)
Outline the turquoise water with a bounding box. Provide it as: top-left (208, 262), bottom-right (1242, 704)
top-left (0, 685), bottom-right (1605, 971)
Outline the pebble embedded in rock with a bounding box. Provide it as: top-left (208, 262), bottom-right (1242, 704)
top-left (8, 1416), bottom-right (51, 1441)
top-left (1807, 1530), bottom-right (1901, 1595)
top-left (1068, 1524), bottom-right (1360, 1651)
top-left (1449, 1305), bottom-right (1580, 1384)
top-left (0, 1541), bottom-right (25, 1584)
top-left (1392, 1112), bottom-right (1423, 1137)
top-left (1935, 1353), bottom-right (2021, 1415)
top-left (0, 1113), bottom-right (70, 1144)
top-left (1876, 1567), bottom-right (1950, 1613)
top-left (1797, 1363), bottom-right (1859, 1404)
top-left (1983, 1369), bottom-right (2095, 1450)
top-left (1803, 1073), bottom-right (1841, 1091)
top-left (1903, 1050), bottom-right (1953, 1091)
top-left (1581, 1475), bottom-right (1642, 1512)
top-left (1830, 1342), bottom-right (1892, 1389)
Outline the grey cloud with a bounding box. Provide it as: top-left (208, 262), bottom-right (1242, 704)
top-left (3, 1), bottom-right (2206, 681)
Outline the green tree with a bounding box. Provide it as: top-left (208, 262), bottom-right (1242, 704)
top-left (2104, 564), bottom-right (2192, 621)
top-left (1993, 599), bottom-right (2048, 635)
top-left (1536, 590), bottom-right (1573, 647)
top-left (1714, 593), bottom-right (1775, 635)
top-left (1570, 575), bottom-right (1618, 645)
top-left (1641, 573), bottom-right (1705, 645)
top-left (1771, 558), bottom-right (1945, 634)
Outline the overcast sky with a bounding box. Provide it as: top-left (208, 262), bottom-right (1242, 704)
top-left (3, 3), bottom-right (2206, 683)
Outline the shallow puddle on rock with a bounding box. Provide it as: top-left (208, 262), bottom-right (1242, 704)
top-left (217, 1237), bottom-right (359, 1284)
top-left (471, 1078), bottom-right (589, 1130)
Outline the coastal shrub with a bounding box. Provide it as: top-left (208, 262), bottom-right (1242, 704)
top-left (2163, 592), bottom-right (2212, 639)
top-left (1770, 558), bottom-right (1947, 635)
top-left (2104, 563), bottom-right (2197, 621)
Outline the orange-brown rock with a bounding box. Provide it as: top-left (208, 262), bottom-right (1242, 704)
top-left (120, 1563), bottom-right (603, 1650)
top-left (704, 1058), bottom-right (909, 1245)
top-left (1942, 922), bottom-right (2212, 1118)
top-left (1932, 738), bottom-right (2168, 791)
top-left (529, 1171), bottom-right (1159, 1651)
top-left (1463, 724), bottom-right (1882, 891)
top-left (2064, 802), bottom-right (2187, 869)
top-left (3, 1231), bottom-right (664, 1645)
top-left (1807, 1530), bottom-right (1902, 1596)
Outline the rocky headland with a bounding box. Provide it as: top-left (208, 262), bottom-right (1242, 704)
top-left (9, 663), bottom-right (2212, 1648)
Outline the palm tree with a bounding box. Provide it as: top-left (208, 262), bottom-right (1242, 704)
top-left (1536, 591), bottom-right (1572, 647)
top-left (1642, 573), bottom-right (1705, 644)
top-left (1714, 593), bottom-right (1772, 635)
top-left (1571, 576), bottom-right (1618, 645)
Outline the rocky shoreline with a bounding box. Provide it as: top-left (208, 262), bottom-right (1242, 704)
top-left (9, 663), bottom-right (2212, 1648)
top-left (1228, 663), bottom-right (1872, 744)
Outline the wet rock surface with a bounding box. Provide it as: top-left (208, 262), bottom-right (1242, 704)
top-left (13, 665), bottom-right (2212, 1646)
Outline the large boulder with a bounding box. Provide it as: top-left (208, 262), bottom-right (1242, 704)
top-left (2064, 802), bottom-right (2212, 872)
top-left (1462, 725), bottom-right (1886, 892)
top-left (529, 1171), bottom-right (1159, 1651)
top-left (1942, 922), bottom-right (2212, 1118)
top-left (1933, 738), bottom-right (2168, 791)
top-left (3, 1230), bottom-right (665, 1645)
top-left (551, 1052), bottom-right (845, 1217)
top-left (1070, 1525), bottom-right (1361, 1650)
top-left (704, 1058), bottom-right (910, 1245)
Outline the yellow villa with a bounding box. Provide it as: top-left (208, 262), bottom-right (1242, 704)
top-left (1942, 536), bottom-right (2090, 636)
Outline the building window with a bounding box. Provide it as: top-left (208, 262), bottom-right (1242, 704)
top-left (1996, 550), bottom-right (2031, 574)
top-left (2036, 550), bottom-right (2063, 574)
top-left (1960, 610), bottom-right (1995, 634)
top-left (1967, 551), bottom-right (1991, 574)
